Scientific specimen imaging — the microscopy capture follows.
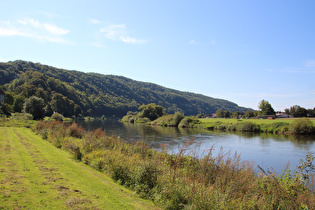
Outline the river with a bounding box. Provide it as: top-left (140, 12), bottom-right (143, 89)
top-left (75, 118), bottom-right (315, 174)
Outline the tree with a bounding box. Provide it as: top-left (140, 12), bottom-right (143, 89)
top-left (139, 103), bottom-right (165, 121)
top-left (289, 105), bottom-right (308, 117)
top-left (243, 110), bottom-right (255, 118)
top-left (232, 111), bottom-right (241, 119)
top-left (13, 95), bottom-right (25, 112)
top-left (23, 96), bottom-right (45, 120)
top-left (223, 111), bottom-right (231, 118)
top-left (258, 99), bottom-right (275, 115)
top-left (215, 110), bottom-right (224, 118)
top-left (307, 108), bottom-right (315, 117)
top-left (51, 93), bottom-right (75, 117)
top-left (215, 110), bottom-right (231, 118)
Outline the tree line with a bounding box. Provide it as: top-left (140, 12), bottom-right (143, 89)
top-left (215, 100), bottom-right (315, 119)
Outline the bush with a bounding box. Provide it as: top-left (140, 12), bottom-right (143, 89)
top-left (289, 118), bottom-right (314, 134)
top-left (51, 112), bottom-right (64, 121)
top-left (67, 122), bottom-right (85, 138)
top-left (11, 113), bottom-right (34, 120)
top-left (178, 116), bottom-right (200, 128)
top-left (236, 122), bottom-right (260, 132)
top-left (151, 112), bottom-right (184, 127)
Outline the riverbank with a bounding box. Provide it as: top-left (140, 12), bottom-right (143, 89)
top-left (198, 118), bottom-right (315, 134)
top-left (0, 126), bottom-right (157, 209)
top-left (30, 121), bottom-right (315, 209)
top-left (1, 117), bottom-right (315, 209)
top-left (122, 110), bottom-right (315, 135)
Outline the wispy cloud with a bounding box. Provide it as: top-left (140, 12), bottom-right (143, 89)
top-left (0, 18), bottom-right (73, 44)
top-left (189, 39), bottom-right (198, 45)
top-left (99, 24), bottom-right (148, 44)
top-left (275, 59), bottom-right (315, 74)
top-left (189, 38), bottom-right (216, 45)
top-left (40, 11), bottom-right (59, 18)
top-left (304, 59), bottom-right (315, 68)
top-left (89, 18), bottom-right (101, 25)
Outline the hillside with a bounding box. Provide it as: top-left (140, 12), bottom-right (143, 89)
top-left (0, 60), bottom-right (250, 117)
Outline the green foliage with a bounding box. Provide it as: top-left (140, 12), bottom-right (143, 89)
top-left (178, 116), bottom-right (200, 128)
top-left (289, 118), bottom-right (314, 135)
top-left (23, 96), bottom-right (46, 120)
top-left (139, 103), bottom-right (165, 121)
top-left (243, 110), bottom-right (255, 118)
top-left (235, 121), bottom-right (260, 132)
top-left (151, 112), bottom-right (184, 127)
top-left (0, 60), bottom-right (251, 117)
top-left (258, 99), bottom-right (275, 115)
top-left (51, 112), bottom-right (64, 121)
top-left (13, 95), bottom-right (25, 112)
top-left (200, 119), bottom-right (299, 134)
top-left (215, 109), bottom-right (231, 118)
top-left (289, 105), bottom-right (308, 117)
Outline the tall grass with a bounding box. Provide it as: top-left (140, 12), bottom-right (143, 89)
top-left (289, 118), bottom-right (314, 135)
top-left (32, 121), bottom-right (315, 209)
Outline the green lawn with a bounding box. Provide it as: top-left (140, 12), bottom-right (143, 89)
top-left (0, 127), bottom-right (157, 209)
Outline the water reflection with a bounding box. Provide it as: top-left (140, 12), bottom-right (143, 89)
top-left (75, 119), bottom-right (315, 174)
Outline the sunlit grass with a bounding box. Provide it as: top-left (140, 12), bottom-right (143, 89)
top-left (0, 127), bottom-right (157, 209)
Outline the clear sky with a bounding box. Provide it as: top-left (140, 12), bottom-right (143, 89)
top-left (0, 0), bottom-right (314, 111)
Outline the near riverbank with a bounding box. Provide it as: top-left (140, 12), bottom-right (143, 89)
top-left (0, 126), bottom-right (157, 209)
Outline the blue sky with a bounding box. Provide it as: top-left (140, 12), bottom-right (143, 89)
top-left (0, 0), bottom-right (314, 111)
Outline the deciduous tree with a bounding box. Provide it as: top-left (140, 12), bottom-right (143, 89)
top-left (139, 103), bottom-right (165, 121)
top-left (258, 100), bottom-right (275, 115)
top-left (23, 96), bottom-right (45, 120)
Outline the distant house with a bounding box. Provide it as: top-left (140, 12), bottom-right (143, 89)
top-left (0, 88), bottom-right (4, 105)
top-left (276, 114), bottom-right (293, 118)
top-left (256, 115), bottom-right (276, 119)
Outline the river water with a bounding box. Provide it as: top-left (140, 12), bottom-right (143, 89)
top-left (75, 118), bottom-right (315, 174)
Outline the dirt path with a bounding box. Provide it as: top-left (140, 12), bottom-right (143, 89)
top-left (0, 127), bottom-right (157, 209)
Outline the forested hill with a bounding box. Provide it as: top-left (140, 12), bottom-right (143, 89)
top-left (0, 60), bottom-right (250, 117)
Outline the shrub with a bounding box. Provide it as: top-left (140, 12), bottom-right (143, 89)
top-left (51, 112), bottom-right (64, 121)
top-left (67, 123), bottom-right (85, 138)
top-left (11, 113), bottom-right (34, 120)
top-left (236, 122), bottom-right (260, 132)
top-left (289, 118), bottom-right (314, 134)
top-left (178, 116), bottom-right (200, 128)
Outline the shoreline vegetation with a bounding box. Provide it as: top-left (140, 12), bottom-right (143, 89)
top-left (1, 117), bottom-right (315, 209)
top-left (121, 104), bottom-right (315, 135)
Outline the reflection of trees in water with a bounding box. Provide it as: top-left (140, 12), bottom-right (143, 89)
top-left (217, 130), bottom-right (315, 149)
top-left (76, 119), bottom-right (315, 151)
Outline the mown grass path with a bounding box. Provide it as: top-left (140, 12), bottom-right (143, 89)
top-left (0, 127), bottom-right (157, 209)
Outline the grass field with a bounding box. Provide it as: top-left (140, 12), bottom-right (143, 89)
top-left (0, 127), bottom-right (157, 209)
